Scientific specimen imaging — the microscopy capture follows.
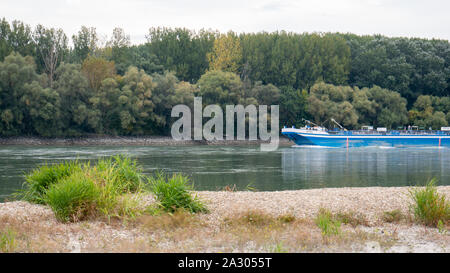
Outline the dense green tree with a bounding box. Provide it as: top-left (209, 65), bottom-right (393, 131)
top-left (32, 25), bottom-right (68, 87)
top-left (0, 52), bottom-right (40, 135)
top-left (196, 70), bottom-right (243, 107)
top-left (346, 36), bottom-right (414, 101)
top-left (53, 62), bottom-right (97, 135)
top-left (0, 18), bottom-right (11, 61)
top-left (146, 27), bottom-right (217, 82)
top-left (367, 86), bottom-right (408, 128)
top-left (307, 83), bottom-right (359, 128)
top-left (115, 66), bottom-right (157, 134)
top-left (240, 32), bottom-right (351, 90)
top-left (0, 19), bottom-right (35, 62)
top-left (107, 27), bottom-right (131, 75)
top-left (409, 95), bottom-right (450, 129)
top-left (81, 56), bottom-right (116, 91)
top-left (72, 26), bottom-right (98, 63)
top-left (88, 77), bottom-right (121, 134)
top-left (20, 81), bottom-right (61, 136)
top-left (1, 18), bottom-right (449, 137)
top-left (251, 81), bottom-right (280, 106)
top-left (307, 83), bottom-right (408, 129)
top-left (151, 72), bottom-right (196, 134)
top-left (0, 52), bottom-right (61, 136)
top-left (127, 45), bottom-right (164, 75)
top-left (279, 86), bottom-right (308, 128)
top-left (341, 34), bottom-right (449, 104)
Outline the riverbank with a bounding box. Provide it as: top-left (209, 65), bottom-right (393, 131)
top-left (1, 186), bottom-right (449, 253)
top-left (0, 136), bottom-right (292, 146)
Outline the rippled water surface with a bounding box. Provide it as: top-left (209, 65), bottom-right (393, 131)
top-left (1, 145), bottom-right (449, 201)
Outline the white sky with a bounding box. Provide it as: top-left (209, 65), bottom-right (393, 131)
top-left (1, 0), bottom-right (449, 44)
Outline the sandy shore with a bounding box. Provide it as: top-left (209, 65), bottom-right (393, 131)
top-left (0, 186), bottom-right (449, 253)
top-left (0, 136), bottom-right (292, 146)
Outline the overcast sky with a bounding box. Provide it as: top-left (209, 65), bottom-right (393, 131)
top-left (1, 0), bottom-right (449, 44)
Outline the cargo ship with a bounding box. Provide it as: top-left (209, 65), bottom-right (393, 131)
top-left (281, 119), bottom-right (450, 148)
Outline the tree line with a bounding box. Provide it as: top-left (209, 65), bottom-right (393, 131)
top-left (0, 18), bottom-right (449, 137)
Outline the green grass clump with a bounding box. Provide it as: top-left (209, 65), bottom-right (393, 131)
top-left (409, 179), bottom-right (450, 227)
top-left (148, 172), bottom-right (208, 214)
top-left (20, 160), bottom-right (81, 204)
top-left (94, 155), bottom-right (143, 193)
top-left (315, 208), bottom-right (341, 236)
top-left (0, 228), bottom-right (17, 253)
top-left (44, 171), bottom-right (100, 222)
top-left (20, 155), bottom-right (208, 222)
top-left (20, 155), bottom-right (148, 223)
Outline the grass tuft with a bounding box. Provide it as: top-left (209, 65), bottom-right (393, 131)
top-left (0, 228), bottom-right (17, 253)
top-left (19, 160), bottom-right (81, 204)
top-left (44, 171), bottom-right (100, 222)
top-left (20, 155), bottom-right (149, 223)
top-left (315, 208), bottom-right (341, 236)
top-left (148, 172), bottom-right (208, 214)
top-left (409, 178), bottom-right (450, 227)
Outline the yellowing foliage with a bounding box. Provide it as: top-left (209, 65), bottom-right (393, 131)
top-left (81, 56), bottom-right (116, 91)
top-left (207, 33), bottom-right (242, 73)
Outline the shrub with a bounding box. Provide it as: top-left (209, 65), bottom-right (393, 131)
top-left (20, 160), bottom-right (81, 204)
top-left (409, 179), bottom-right (450, 227)
top-left (44, 171), bottom-right (100, 222)
top-left (149, 172), bottom-right (208, 213)
top-left (315, 208), bottom-right (341, 236)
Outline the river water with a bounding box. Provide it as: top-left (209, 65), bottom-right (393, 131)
top-left (0, 145), bottom-right (449, 201)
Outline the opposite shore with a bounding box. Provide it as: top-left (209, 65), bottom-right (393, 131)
top-left (0, 136), bottom-right (292, 146)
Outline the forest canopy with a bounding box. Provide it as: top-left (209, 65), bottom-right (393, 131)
top-left (0, 18), bottom-right (449, 136)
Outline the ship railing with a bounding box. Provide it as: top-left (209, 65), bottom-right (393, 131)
top-left (327, 130), bottom-right (450, 136)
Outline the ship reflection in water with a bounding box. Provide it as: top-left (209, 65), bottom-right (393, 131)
top-left (281, 146), bottom-right (449, 189)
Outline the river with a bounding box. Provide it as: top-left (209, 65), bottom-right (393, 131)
top-left (0, 145), bottom-right (449, 201)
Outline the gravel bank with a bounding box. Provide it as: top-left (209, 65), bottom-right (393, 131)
top-left (0, 186), bottom-right (449, 253)
top-left (197, 186), bottom-right (448, 225)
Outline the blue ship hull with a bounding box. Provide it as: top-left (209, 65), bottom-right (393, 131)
top-left (282, 131), bottom-right (450, 148)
